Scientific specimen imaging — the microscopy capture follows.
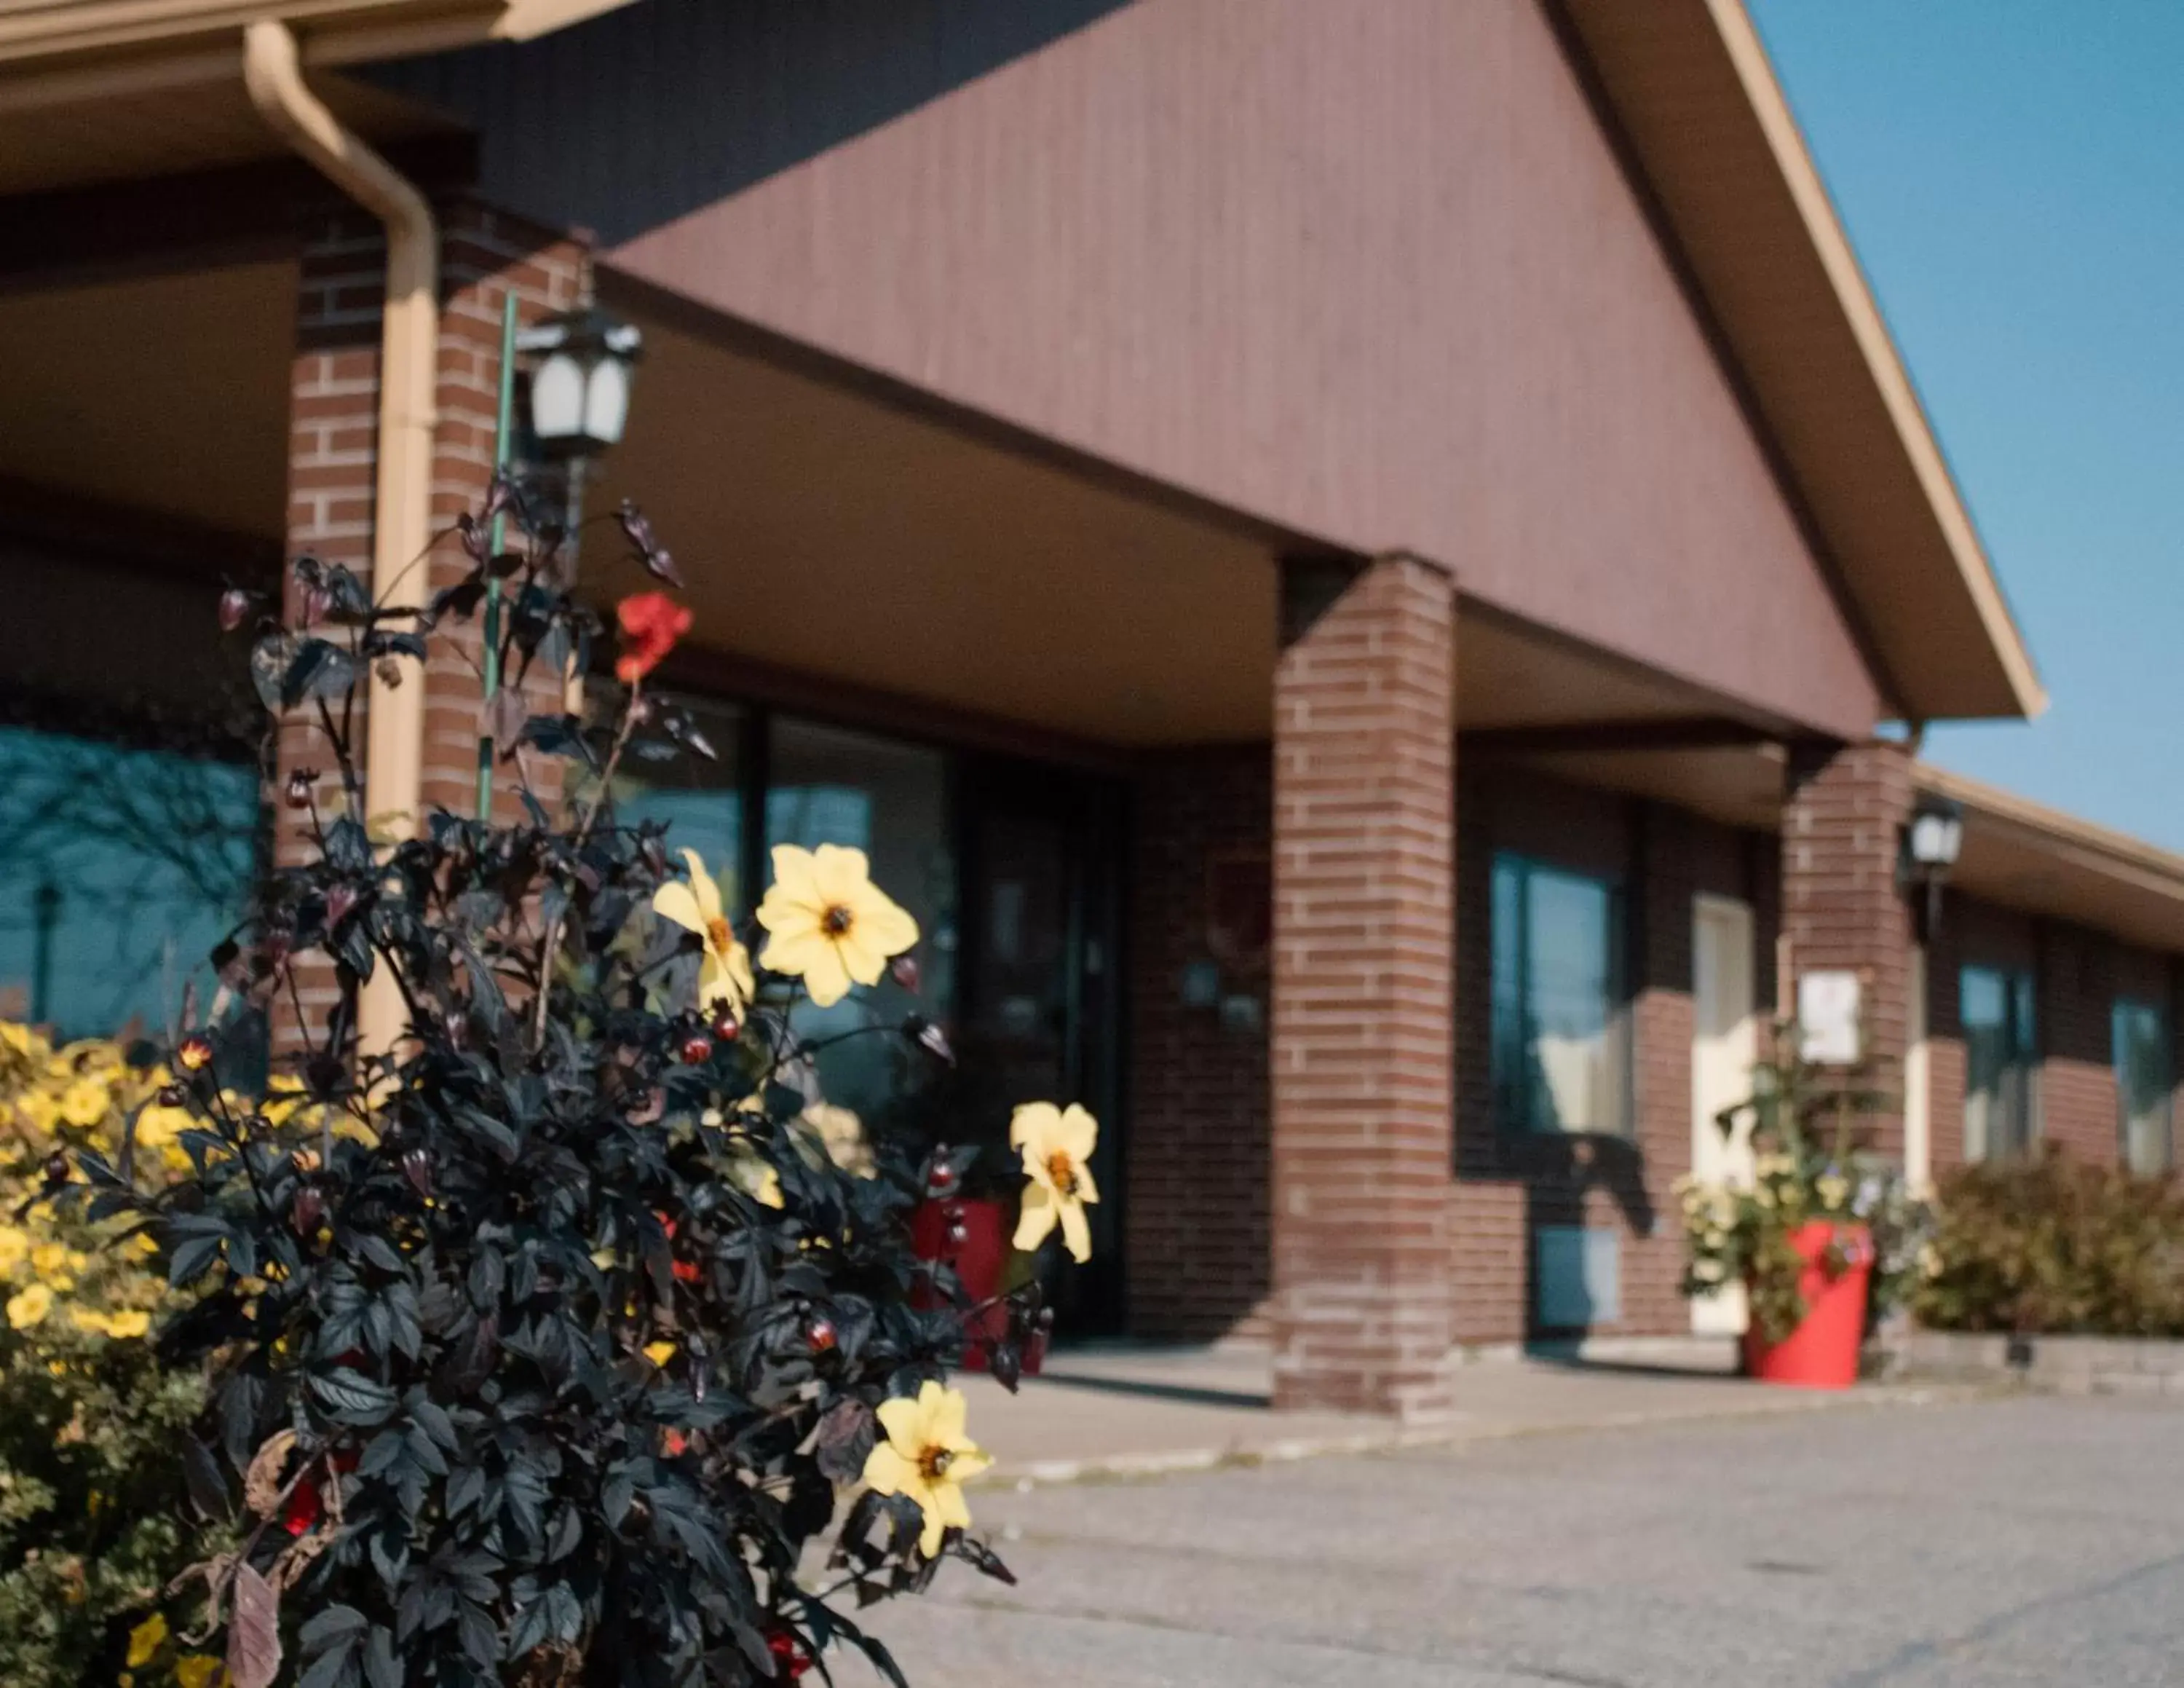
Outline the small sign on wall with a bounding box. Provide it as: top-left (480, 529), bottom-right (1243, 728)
top-left (1797, 970), bottom-right (1864, 1065)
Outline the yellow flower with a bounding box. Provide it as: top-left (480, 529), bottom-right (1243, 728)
top-left (0, 1226), bottom-right (28, 1274)
top-left (644, 1341), bottom-right (676, 1368)
top-left (0, 1021), bottom-right (45, 1059)
top-left (70, 1308), bottom-right (114, 1338)
top-left (8, 1284), bottom-right (52, 1328)
top-left (174, 1657), bottom-right (223, 1688)
top-left (135, 1104), bottom-right (192, 1151)
top-left (59, 1077), bottom-right (110, 1127)
top-left (1010, 1103), bottom-right (1099, 1263)
top-left (104, 1309), bottom-right (151, 1340)
top-left (862, 1381), bottom-right (991, 1558)
top-left (799, 1103), bottom-right (874, 1178)
top-left (8, 1282), bottom-right (53, 1328)
top-left (755, 845), bottom-right (918, 1009)
top-left (31, 1242), bottom-right (69, 1281)
top-left (652, 851), bottom-right (755, 1017)
top-left (16, 1087), bottom-right (60, 1135)
top-left (126, 1612), bottom-right (167, 1667)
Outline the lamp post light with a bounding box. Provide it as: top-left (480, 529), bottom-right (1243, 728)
top-left (515, 301), bottom-right (643, 714)
top-left (1902, 792), bottom-right (1964, 940)
top-left (517, 304), bottom-right (644, 463)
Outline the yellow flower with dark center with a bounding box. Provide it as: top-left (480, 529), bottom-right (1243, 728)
top-left (1010, 1103), bottom-right (1099, 1263)
top-left (7, 1282), bottom-right (52, 1329)
top-left (126, 1612), bottom-right (167, 1667)
top-left (755, 845), bottom-right (918, 1009)
top-left (652, 850), bottom-right (756, 1016)
top-left (862, 1381), bottom-right (991, 1558)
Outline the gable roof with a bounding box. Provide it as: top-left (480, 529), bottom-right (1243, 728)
top-left (1558, 0), bottom-right (2043, 722)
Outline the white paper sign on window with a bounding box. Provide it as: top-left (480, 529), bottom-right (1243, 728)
top-left (1797, 970), bottom-right (1863, 1065)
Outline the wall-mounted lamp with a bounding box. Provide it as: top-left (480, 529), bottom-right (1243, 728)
top-left (1901, 792), bottom-right (1964, 941)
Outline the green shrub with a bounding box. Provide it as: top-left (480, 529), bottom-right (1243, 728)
top-left (1914, 1149), bottom-right (2184, 1336)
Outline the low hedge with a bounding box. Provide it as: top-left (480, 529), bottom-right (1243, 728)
top-left (1915, 1149), bottom-right (2184, 1336)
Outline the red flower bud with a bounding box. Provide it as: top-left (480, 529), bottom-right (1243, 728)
top-left (614, 591), bottom-right (692, 687)
top-left (218, 587), bottom-right (252, 631)
top-left (679, 1033), bottom-right (714, 1065)
top-left (177, 1034), bottom-right (214, 1072)
top-left (806, 1316), bottom-right (837, 1353)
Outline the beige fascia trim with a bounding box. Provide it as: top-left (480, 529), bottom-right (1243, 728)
top-left (1704, 0), bottom-right (2046, 721)
top-left (0, 0), bottom-right (633, 69)
top-left (1918, 763), bottom-right (2184, 904)
top-left (245, 15), bottom-right (432, 1065)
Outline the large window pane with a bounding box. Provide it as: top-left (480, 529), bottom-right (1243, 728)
top-left (0, 726), bottom-right (257, 1040)
top-left (2114, 997), bottom-right (2172, 1175)
top-left (1963, 964), bottom-right (2038, 1162)
top-left (1489, 853), bottom-right (1626, 1135)
top-left (598, 695), bottom-right (748, 911)
top-left (766, 718), bottom-right (955, 1122)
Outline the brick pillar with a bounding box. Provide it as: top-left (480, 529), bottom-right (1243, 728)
top-left (1781, 739), bottom-right (1915, 1155)
top-left (1270, 554), bottom-right (1457, 1419)
top-left (274, 198), bottom-right (584, 1052)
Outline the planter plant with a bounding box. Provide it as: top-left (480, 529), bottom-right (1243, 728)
top-left (1677, 1017), bottom-right (1930, 1386)
top-left (73, 490), bottom-right (1093, 1687)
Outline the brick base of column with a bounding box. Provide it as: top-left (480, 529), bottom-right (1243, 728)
top-left (1782, 738), bottom-right (1915, 1155)
top-left (1270, 554), bottom-right (1457, 1419)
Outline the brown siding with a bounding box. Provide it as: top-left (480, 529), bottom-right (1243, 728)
top-left (577, 0), bottom-right (1884, 738)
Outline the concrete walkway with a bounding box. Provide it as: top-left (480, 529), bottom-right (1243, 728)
top-left (962, 1341), bottom-right (1983, 1485)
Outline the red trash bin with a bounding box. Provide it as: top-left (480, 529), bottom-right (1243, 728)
top-left (1743, 1220), bottom-right (1871, 1389)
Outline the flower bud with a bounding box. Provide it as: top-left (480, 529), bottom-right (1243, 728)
top-left (218, 588), bottom-right (252, 631)
top-left (178, 1034), bottom-right (214, 1072)
top-left (284, 770), bottom-right (317, 811)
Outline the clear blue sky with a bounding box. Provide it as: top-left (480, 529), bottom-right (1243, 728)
top-left (1751, 1), bottom-right (2184, 851)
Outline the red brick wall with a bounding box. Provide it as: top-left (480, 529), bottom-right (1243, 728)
top-left (1449, 770), bottom-right (1774, 1342)
top-left (1782, 740), bottom-right (1915, 1157)
top-left (1125, 746), bottom-right (1273, 1340)
top-left (274, 197), bottom-right (582, 1052)
top-left (1125, 744), bottom-right (1783, 1350)
top-left (1924, 891), bottom-right (2175, 1175)
top-left (1269, 555), bottom-right (1455, 1416)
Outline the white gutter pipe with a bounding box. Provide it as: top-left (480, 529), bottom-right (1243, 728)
top-left (244, 17), bottom-right (435, 1068)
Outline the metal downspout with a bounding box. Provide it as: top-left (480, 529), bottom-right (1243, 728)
top-left (243, 18), bottom-right (435, 1067)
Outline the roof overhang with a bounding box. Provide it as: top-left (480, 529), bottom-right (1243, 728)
top-left (0, 0), bottom-right (630, 75)
top-left (1556, 0), bottom-right (2046, 725)
top-left (1921, 765), bottom-right (2184, 953)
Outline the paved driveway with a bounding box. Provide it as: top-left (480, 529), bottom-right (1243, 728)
top-left (847, 1394), bottom-right (2183, 1687)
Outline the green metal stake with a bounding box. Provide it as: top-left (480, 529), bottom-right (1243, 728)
top-left (476, 291), bottom-right (518, 819)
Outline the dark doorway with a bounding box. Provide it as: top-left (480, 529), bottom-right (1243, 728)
top-left (954, 756), bottom-right (1126, 1334)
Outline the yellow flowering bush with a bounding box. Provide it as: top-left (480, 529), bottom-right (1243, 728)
top-left (0, 1023), bottom-right (231, 1688)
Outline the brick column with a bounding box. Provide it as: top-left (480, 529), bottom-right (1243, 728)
top-left (274, 198), bottom-right (583, 1052)
top-left (1270, 554), bottom-right (1456, 1419)
top-left (1781, 739), bottom-right (1915, 1156)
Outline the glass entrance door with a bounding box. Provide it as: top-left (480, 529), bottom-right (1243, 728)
top-left (954, 757), bottom-right (1125, 1334)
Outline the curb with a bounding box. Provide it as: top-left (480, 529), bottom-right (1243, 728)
top-left (980, 1379), bottom-right (2011, 1491)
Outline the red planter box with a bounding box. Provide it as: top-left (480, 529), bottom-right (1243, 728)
top-left (911, 1197), bottom-right (1041, 1375)
top-left (1743, 1220), bottom-right (1872, 1389)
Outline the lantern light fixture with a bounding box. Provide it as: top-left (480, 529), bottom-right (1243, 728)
top-left (517, 304), bottom-right (644, 459)
top-left (1901, 791), bottom-right (1965, 939)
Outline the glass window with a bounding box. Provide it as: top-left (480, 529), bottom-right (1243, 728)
top-left (765, 717), bottom-right (956, 1121)
top-left (1490, 853), bottom-right (1626, 1135)
top-left (0, 726), bottom-right (258, 1040)
top-left (2114, 997), bottom-right (2172, 1175)
top-left (597, 695), bottom-right (749, 911)
top-left (1962, 965), bottom-right (2038, 1162)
